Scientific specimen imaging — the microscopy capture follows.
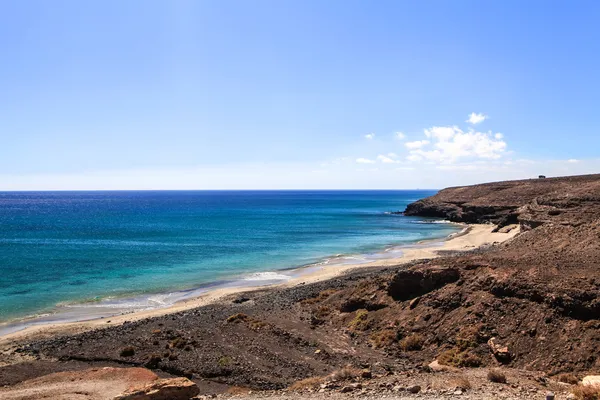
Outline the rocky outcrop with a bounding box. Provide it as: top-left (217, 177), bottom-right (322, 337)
top-left (403, 174), bottom-right (600, 229)
top-left (387, 267), bottom-right (460, 301)
top-left (0, 367), bottom-right (163, 400)
top-left (114, 377), bottom-right (199, 400)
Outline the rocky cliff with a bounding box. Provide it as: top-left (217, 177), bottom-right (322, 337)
top-left (403, 173), bottom-right (600, 229)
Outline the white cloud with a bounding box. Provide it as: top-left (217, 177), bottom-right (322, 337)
top-left (405, 140), bottom-right (430, 150)
top-left (568, 159), bottom-right (579, 163)
top-left (377, 154), bottom-right (398, 164)
top-left (387, 152), bottom-right (399, 158)
top-left (408, 126), bottom-right (507, 163)
top-left (494, 133), bottom-right (504, 139)
top-left (364, 133), bottom-right (375, 139)
top-left (356, 157), bottom-right (376, 164)
top-left (424, 126), bottom-right (457, 141)
top-left (395, 132), bottom-right (406, 140)
top-left (466, 112), bottom-right (487, 125)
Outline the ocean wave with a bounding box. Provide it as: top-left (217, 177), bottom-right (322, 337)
top-left (242, 272), bottom-right (291, 281)
top-left (412, 220), bottom-right (453, 224)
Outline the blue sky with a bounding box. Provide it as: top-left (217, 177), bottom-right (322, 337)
top-left (1, 0), bottom-right (599, 189)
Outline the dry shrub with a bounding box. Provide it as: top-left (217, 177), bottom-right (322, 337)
top-left (314, 305), bottom-right (331, 319)
top-left (451, 375), bottom-right (472, 390)
top-left (400, 333), bottom-right (424, 351)
top-left (226, 386), bottom-right (251, 395)
top-left (226, 313), bottom-right (249, 323)
top-left (119, 346), bottom-right (135, 357)
top-left (170, 337), bottom-right (186, 349)
top-left (348, 309), bottom-right (370, 331)
top-left (572, 385), bottom-right (600, 400)
top-left (329, 365), bottom-right (361, 382)
top-left (370, 329), bottom-right (397, 348)
top-left (557, 373), bottom-right (579, 385)
top-left (145, 354), bottom-right (161, 368)
top-left (456, 324), bottom-right (483, 350)
top-left (438, 348), bottom-right (482, 367)
top-left (460, 353), bottom-right (483, 367)
top-left (289, 377), bottom-right (324, 391)
top-left (487, 368), bottom-right (507, 383)
top-left (248, 319), bottom-right (268, 330)
top-left (226, 313), bottom-right (267, 330)
top-left (300, 289), bottom-right (338, 305)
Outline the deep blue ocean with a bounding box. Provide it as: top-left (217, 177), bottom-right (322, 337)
top-left (0, 191), bottom-right (459, 326)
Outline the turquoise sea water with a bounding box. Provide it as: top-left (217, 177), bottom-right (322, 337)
top-left (0, 191), bottom-right (459, 327)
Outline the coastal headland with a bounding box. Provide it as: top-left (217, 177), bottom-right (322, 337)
top-left (2, 173), bottom-right (600, 399)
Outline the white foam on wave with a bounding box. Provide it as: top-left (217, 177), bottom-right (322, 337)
top-left (242, 271), bottom-right (291, 281)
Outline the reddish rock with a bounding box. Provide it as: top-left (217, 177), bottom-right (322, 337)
top-left (114, 377), bottom-right (199, 400)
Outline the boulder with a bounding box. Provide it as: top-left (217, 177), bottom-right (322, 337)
top-left (428, 360), bottom-right (450, 372)
top-left (114, 377), bottom-right (199, 400)
top-left (582, 375), bottom-right (600, 386)
top-left (488, 337), bottom-right (511, 362)
top-left (0, 367), bottom-right (159, 400)
top-left (408, 385), bottom-right (421, 394)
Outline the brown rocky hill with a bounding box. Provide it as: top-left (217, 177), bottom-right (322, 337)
top-left (396, 173), bottom-right (600, 372)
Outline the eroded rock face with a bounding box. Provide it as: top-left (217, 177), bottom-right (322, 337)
top-left (403, 174), bottom-right (600, 229)
top-left (387, 267), bottom-right (460, 301)
top-left (0, 367), bottom-right (160, 400)
top-left (114, 377), bottom-right (199, 400)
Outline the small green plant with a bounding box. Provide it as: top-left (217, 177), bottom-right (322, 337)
top-left (218, 356), bottom-right (233, 367)
top-left (349, 309), bottom-right (369, 331)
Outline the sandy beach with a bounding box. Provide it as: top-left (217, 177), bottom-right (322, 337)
top-left (0, 223), bottom-right (519, 346)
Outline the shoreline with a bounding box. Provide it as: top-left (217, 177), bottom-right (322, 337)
top-left (0, 223), bottom-right (519, 345)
